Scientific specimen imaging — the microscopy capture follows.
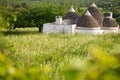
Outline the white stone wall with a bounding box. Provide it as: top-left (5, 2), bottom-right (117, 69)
top-left (75, 27), bottom-right (119, 34)
top-left (43, 23), bottom-right (119, 34)
top-left (75, 29), bottom-right (119, 34)
top-left (43, 23), bottom-right (76, 34)
top-left (75, 29), bottom-right (103, 34)
top-left (103, 29), bottom-right (119, 34)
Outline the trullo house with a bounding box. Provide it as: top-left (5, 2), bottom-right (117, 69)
top-left (43, 3), bottom-right (119, 34)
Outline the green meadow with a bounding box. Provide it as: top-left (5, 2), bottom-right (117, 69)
top-left (0, 28), bottom-right (120, 80)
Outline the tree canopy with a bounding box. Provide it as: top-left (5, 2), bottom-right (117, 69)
top-left (0, 0), bottom-right (120, 30)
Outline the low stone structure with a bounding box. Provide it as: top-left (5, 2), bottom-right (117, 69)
top-left (43, 16), bottom-right (76, 34)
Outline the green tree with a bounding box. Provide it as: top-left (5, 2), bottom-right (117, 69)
top-left (14, 4), bottom-right (68, 31)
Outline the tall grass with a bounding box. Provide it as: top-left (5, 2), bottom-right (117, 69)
top-left (0, 28), bottom-right (120, 80)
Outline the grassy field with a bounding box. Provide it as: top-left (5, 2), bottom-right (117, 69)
top-left (0, 28), bottom-right (120, 80)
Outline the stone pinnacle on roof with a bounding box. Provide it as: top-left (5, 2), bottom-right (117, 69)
top-left (84, 10), bottom-right (92, 16)
top-left (90, 3), bottom-right (97, 7)
top-left (69, 5), bottom-right (75, 12)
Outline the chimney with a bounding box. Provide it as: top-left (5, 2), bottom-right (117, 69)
top-left (55, 16), bottom-right (62, 24)
top-left (110, 12), bottom-right (113, 18)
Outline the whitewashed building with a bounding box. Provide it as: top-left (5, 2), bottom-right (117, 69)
top-left (43, 3), bottom-right (119, 34)
top-left (43, 17), bottom-right (76, 34)
top-left (43, 6), bottom-right (77, 34)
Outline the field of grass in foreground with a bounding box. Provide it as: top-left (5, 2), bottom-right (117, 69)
top-left (0, 28), bottom-right (120, 80)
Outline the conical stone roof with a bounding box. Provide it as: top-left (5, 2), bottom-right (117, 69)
top-left (103, 17), bottom-right (119, 27)
top-left (77, 10), bottom-right (101, 28)
top-left (63, 6), bottom-right (79, 24)
top-left (87, 3), bottom-right (104, 26)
